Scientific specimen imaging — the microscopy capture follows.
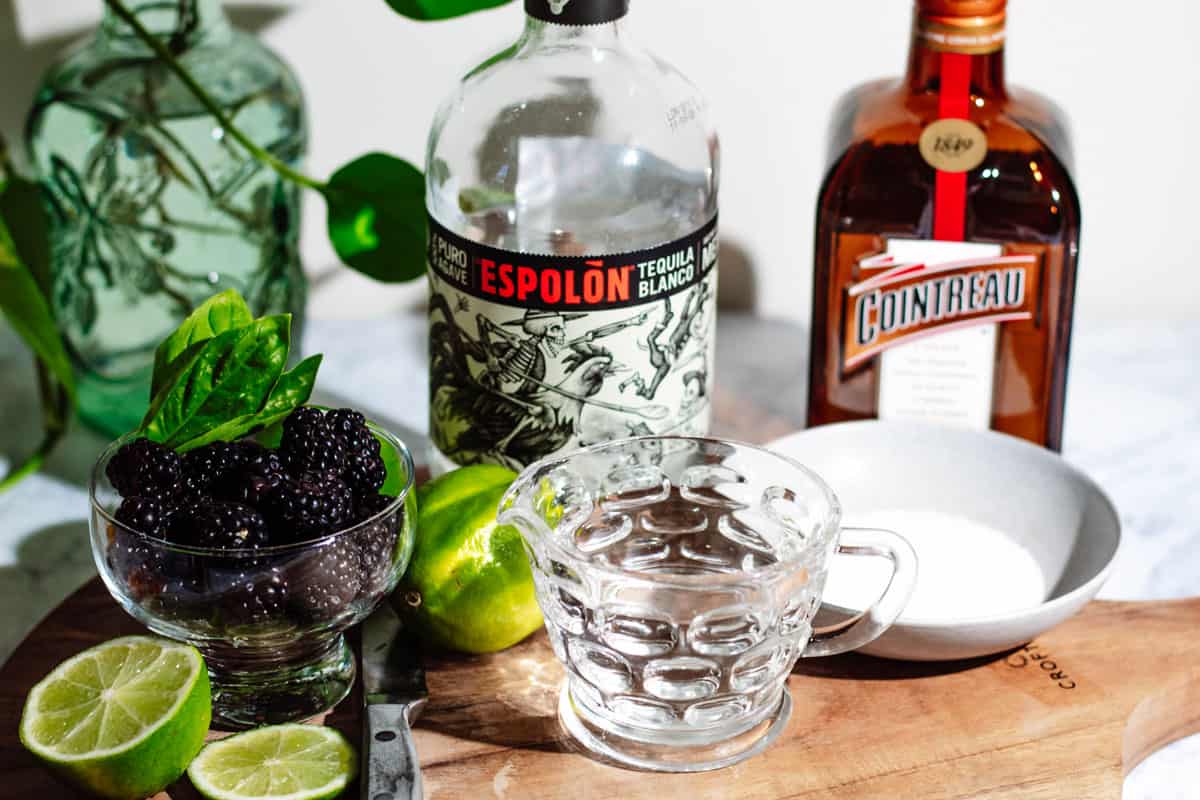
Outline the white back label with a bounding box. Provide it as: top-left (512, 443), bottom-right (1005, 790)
top-left (875, 239), bottom-right (1004, 430)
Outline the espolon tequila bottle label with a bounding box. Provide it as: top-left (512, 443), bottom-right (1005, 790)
top-left (427, 215), bottom-right (718, 470)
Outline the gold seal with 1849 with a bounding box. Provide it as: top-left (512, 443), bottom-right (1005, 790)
top-left (919, 118), bottom-right (988, 173)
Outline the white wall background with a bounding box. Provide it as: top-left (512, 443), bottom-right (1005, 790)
top-left (2, 0), bottom-right (1197, 323)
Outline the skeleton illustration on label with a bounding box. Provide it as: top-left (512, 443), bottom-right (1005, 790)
top-left (619, 281), bottom-right (712, 401)
top-left (427, 216), bottom-right (717, 471)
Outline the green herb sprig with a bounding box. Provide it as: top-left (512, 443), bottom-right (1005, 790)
top-left (138, 289), bottom-right (320, 452)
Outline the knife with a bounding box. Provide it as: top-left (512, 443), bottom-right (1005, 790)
top-left (361, 598), bottom-right (427, 800)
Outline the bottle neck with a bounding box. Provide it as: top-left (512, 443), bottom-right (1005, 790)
top-left (100, 0), bottom-right (231, 51)
top-left (905, 8), bottom-right (1007, 97)
top-left (522, 14), bottom-right (625, 47)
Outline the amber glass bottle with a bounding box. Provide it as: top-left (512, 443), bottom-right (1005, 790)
top-left (808, 0), bottom-right (1080, 450)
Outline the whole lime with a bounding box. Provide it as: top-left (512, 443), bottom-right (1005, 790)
top-left (401, 465), bottom-right (542, 654)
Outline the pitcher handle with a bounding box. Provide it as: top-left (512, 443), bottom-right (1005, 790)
top-left (800, 526), bottom-right (917, 658)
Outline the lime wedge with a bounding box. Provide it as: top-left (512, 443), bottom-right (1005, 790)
top-left (188, 723), bottom-right (357, 800)
top-left (19, 635), bottom-right (211, 799)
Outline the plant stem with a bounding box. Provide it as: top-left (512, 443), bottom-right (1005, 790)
top-left (0, 449), bottom-right (48, 492)
top-left (0, 130), bottom-right (13, 178)
top-left (102, 0), bottom-right (328, 193)
top-left (0, 132), bottom-right (76, 494)
top-left (0, 368), bottom-right (70, 493)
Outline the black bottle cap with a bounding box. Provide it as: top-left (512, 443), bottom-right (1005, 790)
top-left (525, 0), bottom-right (629, 25)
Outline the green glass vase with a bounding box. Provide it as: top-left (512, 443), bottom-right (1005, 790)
top-left (26, 0), bottom-right (308, 437)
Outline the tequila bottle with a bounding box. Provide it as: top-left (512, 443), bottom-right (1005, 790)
top-left (425, 0), bottom-right (720, 472)
top-left (26, 0), bottom-right (308, 437)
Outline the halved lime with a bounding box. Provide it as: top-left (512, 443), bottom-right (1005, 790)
top-left (188, 723), bottom-right (357, 800)
top-left (19, 635), bottom-right (211, 799)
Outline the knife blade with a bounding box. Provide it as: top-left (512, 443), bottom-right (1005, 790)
top-left (361, 598), bottom-right (427, 800)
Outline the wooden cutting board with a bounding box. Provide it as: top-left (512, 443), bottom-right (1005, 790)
top-left (1, 396), bottom-right (1196, 798)
top-left (1, 579), bottom-right (1199, 799)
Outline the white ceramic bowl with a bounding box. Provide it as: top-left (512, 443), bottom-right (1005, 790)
top-left (768, 421), bottom-right (1121, 661)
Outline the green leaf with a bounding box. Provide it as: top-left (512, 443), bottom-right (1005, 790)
top-left (172, 354), bottom-right (322, 452)
top-left (324, 153), bottom-right (426, 283)
top-left (0, 171), bottom-right (74, 491)
top-left (379, 429), bottom-right (408, 497)
top-left (459, 186), bottom-right (516, 214)
top-left (151, 289), bottom-right (253, 396)
top-left (0, 206), bottom-right (75, 407)
top-left (140, 315), bottom-right (291, 448)
top-left (0, 176), bottom-right (52, 297)
top-left (258, 354), bottom-right (322, 423)
top-left (256, 419), bottom-right (285, 449)
top-left (384, 0), bottom-right (513, 21)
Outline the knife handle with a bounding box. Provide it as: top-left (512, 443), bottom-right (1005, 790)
top-left (363, 703), bottom-right (424, 800)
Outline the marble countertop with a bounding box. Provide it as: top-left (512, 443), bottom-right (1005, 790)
top-left (0, 312), bottom-right (1196, 797)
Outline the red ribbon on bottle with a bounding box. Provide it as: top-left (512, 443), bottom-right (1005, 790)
top-left (933, 52), bottom-right (972, 241)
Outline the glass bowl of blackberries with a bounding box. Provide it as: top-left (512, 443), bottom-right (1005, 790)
top-left (88, 406), bottom-right (416, 730)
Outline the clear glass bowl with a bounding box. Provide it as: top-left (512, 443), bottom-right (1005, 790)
top-left (88, 424), bottom-right (415, 730)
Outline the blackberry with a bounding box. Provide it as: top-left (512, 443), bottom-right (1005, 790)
top-left (239, 441), bottom-right (282, 473)
top-left (287, 537), bottom-right (362, 621)
top-left (264, 473), bottom-right (354, 541)
top-left (345, 452), bottom-right (387, 496)
top-left (108, 529), bottom-right (167, 601)
top-left (183, 441), bottom-right (248, 495)
top-left (354, 493), bottom-right (401, 597)
top-left (178, 501), bottom-right (271, 550)
top-left (106, 438), bottom-right (183, 499)
top-left (153, 570), bottom-right (207, 621)
top-left (355, 491), bottom-right (393, 522)
top-left (328, 408), bottom-right (385, 495)
top-left (217, 565), bottom-right (289, 627)
top-left (179, 471), bottom-right (208, 503)
top-left (216, 444), bottom-right (286, 506)
top-left (280, 407), bottom-right (346, 477)
top-left (327, 408), bottom-right (377, 453)
top-left (285, 406), bottom-right (326, 432)
top-left (114, 496), bottom-right (175, 538)
top-left (230, 471), bottom-right (285, 508)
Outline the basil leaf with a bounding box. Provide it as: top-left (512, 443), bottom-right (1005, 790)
top-left (324, 153), bottom-right (426, 283)
top-left (459, 186), bottom-right (516, 214)
top-left (257, 354), bottom-right (322, 424)
top-left (140, 329), bottom-right (250, 441)
top-left (172, 354), bottom-right (322, 452)
top-left (379, 429), bottom-right (409, 497)
top-left (0, 176), bottom-right (52, 297)
top-left (0, 206), bottom-right (75, 406)
top-left (384, 0), bottom-right (512, 21)
top-left (256, 420), bottom-right (285, 450)
top-left (140, 314), bottom-right (290, 447)
top-left (150, 288), bottom-right (253, 395)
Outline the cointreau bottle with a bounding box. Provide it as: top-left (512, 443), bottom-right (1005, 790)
top-left (425, 0), bottom-right (719, 472)
top-left (808, 0), bottom-right (1080, 450)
